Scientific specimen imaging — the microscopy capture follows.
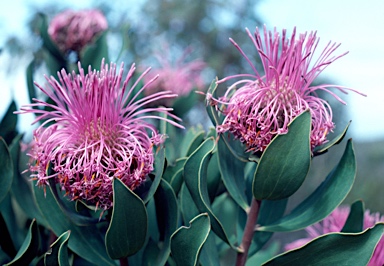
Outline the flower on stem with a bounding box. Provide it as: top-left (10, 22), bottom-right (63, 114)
top-left (48, 9), bottom-right (108, 54)
top-left (284, 206), bottom-right (384, 266)
top-left (209, 26), bottom-right (365, 153)
top-left (143, 46), bottom-right (206, 107)
top-left (17, 60), bottom-right (183, 210)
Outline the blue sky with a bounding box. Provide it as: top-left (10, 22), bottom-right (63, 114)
top-left (1, 0), bottom-right (383, 141)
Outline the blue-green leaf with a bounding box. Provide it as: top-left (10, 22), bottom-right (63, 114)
top-left (105, 178), bottom-right (147, 259)
top-left (0, 138), bottom-right (13, 205)
top-left (44, 230), bottom-right (70, 266)
top-left (170, 213), bottom-right (210, 266)
top-left (217, 136), bottom-right (249, 211)
top-left (142, 148), bottom-right (165, 204)
top-left (32, 181), bottom-right (115, 266)
top-left (341, 200), bottom-right (364, 233)
top-left (146, 179), bottom-right (178, 265)
top-left (5, 219), bottom-right (39, 266)
top-left (0, 101), bottom-right (17, 144)
top-left (0, 212), bottom-right (16, 259)
top-left (313, 121), bottom-right (351, 155)
top-left (81, 32), bottom-right (109, 70)
top-left (263, 223), bottom-right (384, 266)
top-left (253, 111), bottom-right (311, 200)
top-left (258, 139), bottom-right (356, 232)
top-left (183, 138), bottom-right (235, 248)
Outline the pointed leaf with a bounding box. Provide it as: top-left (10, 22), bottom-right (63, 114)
top-left (170, 213), bottom-right (210, 266)
top-left (5, 219), bottom-right (39, 266)
top-left (217, 136), bottom-right (249, 211)
top-left (105, 178), bottom-right (147, 259)
top-left (9, 135), bottom-right (45, 223)
top-left (249, 199), bottom-right (288, 255)
top-left (81, 32), bottom-right (109, 70)
top-left (142, 148), bottom-right (165, 204)
top-left (32, 181), bottom-right (115, 266)
top-left (37, 13), bottom-right (66, 63)
top-left (253, 111), bottom-right (311, 200)
top-left (313, 121), bottom-right (351, 155)
top-left (180, 126), bottom-right (205, 157)
top-left (148, 179), bottom-right (178, 265)
top-left (183, 138), bottom-right (235, 248)
top-left (44, 230), bottom-right (70, 266)
top-left (263, 223), bottom-right (384, 266)
top-left (258, 139), bottom-right (356, 232)
top-left (0, 212), bottom-right (16, 259)
top-left (341, 200), bottom-right (364, 233)
top-left (0, 101), bottom-right (17, 144)
top-left (0, 138), bottom-right (13, 205)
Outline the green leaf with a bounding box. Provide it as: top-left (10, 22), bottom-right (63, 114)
top-left (0, 101), bottom-right (18, 144)
top-left (0, 212), bottom-right (16, 259)
top-left (246, 241), bottom-right (280, 266)
top-left (9, 135), bottom-right (46, 223)
top-left (249, 199), bottom-right (288, 256)
top-left (26, 60), bottom-right (37, 105)
top-left (48, 178), bottom-right (100, 226)
top-left (170, 213), bottom-right (210, 266)
top-left (180, 184), bottom-right (200, 224)
top-left (313, 121), bottom-right (351, 155)
top-left (81, 32), bottom-right (109, 70)
top-left (44, 230), bottom-right (70, 266)
top-left (258, 139), bottom-right (356, 232)
top-left (206, 152), bottom-right (221, 203)
top-left (217, 136), bottom-right (249, 211)
top-left (37, 13), bottom-right (66, 63)
top-left (142, 148), bottom-right (165, 204)
top-left (163, 157), bottom-right (186, 195)
top-left (183, 138), bottom-right (235, 247)
top-left (0, 138), bottom-right (13, 205)
top-left (172, 89), bottom-right (198, 118)
top-left (105, 178), bottom-right (147, 259)
top-left (205, 79), bottom-right (222, 127)
top-left (180, 126), bottom-right (205, 158)
top-left (147, 179), bottom-right (178, 265)
top-left (253, 111), bottom-right (311, 200)
top-left (5, 219), bottom-right (40, 266)
top-left (341, 200), bottom-right (364, 233)
top-left (32, 181), bottom-right (115, 266)
top-left (199, 231), bottom-right (220, 266)
top-left (263, 223), bottom-right (384, 266)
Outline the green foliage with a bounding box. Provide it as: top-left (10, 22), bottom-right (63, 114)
top-left (0, 138), bottom-right (13, 205)
top-left (341, 200), bottom-right (365, 233)
top-left (32, 181), bottom-right (115, 266)
top-left (44, 230), bottom-right (70, 266)
top-left (264, 223), bottom-right (384, 266)
top-left (170, 213), bottom-right (211, 266)
top-left (5, 219), bottom-right (40, 266)
top-left (258, 139), bottom-right (356, 232)
top-left (252, 111), bottom-right (311, 200)
top-left (0, 101), bottom-right (18, 145)
top-left (105, 178), bottom-right (147, 259)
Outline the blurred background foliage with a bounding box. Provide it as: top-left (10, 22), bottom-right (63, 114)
top-left (1, 0), bottom-right (383, 252)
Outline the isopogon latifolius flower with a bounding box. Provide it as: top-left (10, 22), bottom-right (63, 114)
top-left (48, 9), bottom-right (108, 54)
top-left (284, 206), bottom-right (384, 266)
top-left (208, 26), bottom-right (365, 153)
top-left (17, 60), bottom-right (183, 210)
top-left (143, 46), bottom-right (206, 107)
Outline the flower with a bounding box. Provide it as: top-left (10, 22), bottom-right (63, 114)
top-left (48, 9), bottom-right (108, 54)
top-left (285, 206), bottom-right (384, 266)
top-left (209, 26), bottom-right (365, 153)
top-left (143, 46), bottom-right (206, 107)
top-left (17, 60), bottom-right (183, 210)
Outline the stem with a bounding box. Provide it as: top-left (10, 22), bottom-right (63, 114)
top-left (119, 257), bottom-right (129, 266)
top-left (236, 198), bottom-right (261, 266)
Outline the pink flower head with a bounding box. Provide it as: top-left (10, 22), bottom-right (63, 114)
top-left (285, 206), bottom-right (384, 266)
top-left (210, 26), bottom-right (365, 153)
top-left (17, 60), bottom-right (183, 210)
top-left (48, 9), bottom-right (108, 54)
top-left (143, 47), bottom-right (206, 106)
